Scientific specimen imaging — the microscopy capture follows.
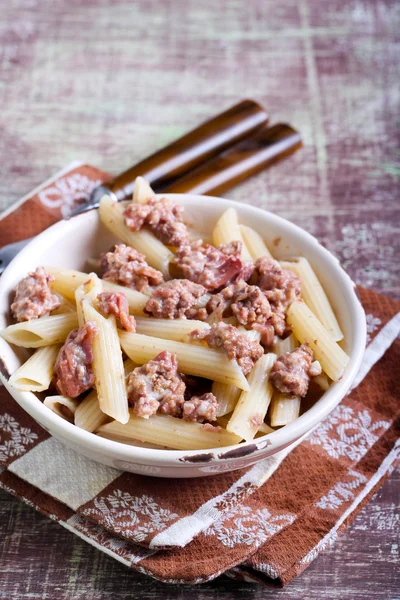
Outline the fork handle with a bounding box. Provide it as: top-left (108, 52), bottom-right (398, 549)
top-left (103, 99), bottom-right (268, 201)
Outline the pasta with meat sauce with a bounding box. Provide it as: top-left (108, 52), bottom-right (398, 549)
top-left (2, 178), bottom-right (349, 449)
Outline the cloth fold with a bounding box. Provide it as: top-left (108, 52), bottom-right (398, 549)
top-left (0, 164), bottom-right (399, 586)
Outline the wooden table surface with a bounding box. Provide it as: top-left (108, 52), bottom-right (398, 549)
top-left (0, 0), bottom-right (399, 598)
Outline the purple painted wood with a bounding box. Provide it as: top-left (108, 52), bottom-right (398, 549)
top-left (0, 0), bottom-right (399, 597)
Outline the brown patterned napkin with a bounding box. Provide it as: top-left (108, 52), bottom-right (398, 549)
top-left (0, 164), bottom-right (399, 586)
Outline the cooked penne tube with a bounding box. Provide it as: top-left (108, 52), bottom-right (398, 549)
top-left (47, 267), bottom-right (88, 299)
top-left (312, 372), bottom-right (330, 391)
top-left (123, 358), bottom-right (137, 377)
top-left (47, 267), bottom-right (148, 315)
top-left (133, 176), bottom-right (155, 203)
top-left (187, 227), bottom-right (213, 245)
top-left (212, 208), bottom-right (252, 262)
top-left (44, 395), bottom-right (79, 423)
top-left (196, 293), bottom-right (212, 309)
top-left (82, 300), bottom-right (129, 424)
top-left (217, 414), bottom-right (274, 435)
top-left (9, 344), bottom-right (61, 392)
top-left (51, 295), bottom-right (76, 315)
top-left (287, 300), bottom-right (349, 381)
top-left (273, 333), bottom-right (297, 355)
top-left (135, 317), bottom-right (209, 341)
top-left (269, 393), bottom-right (301, 427)
top-left (74, 390), bottom-right (108, 433)
top-left (227, 353), bottom-right (276, 441)
top-left (239, 224), bottom-right (273, 259)
top-left (1, 313), bottom-right (79, 348)
top-left (238, 326), bottom-right (262, 343)
top-left (257, 421), bottom-right (275, 435)
top-left (97, 412), bottom-right (242, 450)
top-left (281, 257), bottom-right (343, 341)
top-left (99, 195), bottom-right (173, 278)
top-left (97, 431), bottom-right (168, 449)
top-left (212, 380), bottom-right (241, 416)
top-left (74, 283), bottom-right (86, 327)
top-left (119, 332), bottom-right (249, 390)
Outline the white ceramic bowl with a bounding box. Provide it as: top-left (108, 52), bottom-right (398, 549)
top-left (0, 195), bottom-right (366, 477)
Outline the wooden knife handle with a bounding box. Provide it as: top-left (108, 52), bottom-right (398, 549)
top-left (163, 123), bottom-right (302, 196)
top-left (103, 100), bottom-right (269, 200)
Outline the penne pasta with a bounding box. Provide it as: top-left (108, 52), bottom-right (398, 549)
top-left (269, 393), bottom-right (301, 427)
top-left (99, 195), bottom-right (173, 278)
top-left (239, 224), bottom-right (273, 259)
top-left (119, 331), bottom-right (249, 390)
top-left (212, 380), bottom-right (241, 416)
top-left (97, 431), bottom-right (168, 449)
top-left (74, 389), bottom-right (109, 433)
top-left (82, 299), bottom-right (129, 424)
top-left (74, 283), bottom-right (86, 328)
top-left (238, 326), bottom-right (262, 343)
top-left (312, 372), bottom-right (330, 391)
top-left (133, 176), bottom-right (155, 204)
top-left (47, 267), bottom-right (148, 315)
top-left (2, 185), bottom-right (351, 452)
top-left (187, 227), bottom-right (213, 245)
top-left (286, 300), bottom-right (349, 381)
top-left (196, 293), bottom-right (212, 309)
top-left (123, 358), bottom-right (138, 377)
top-left (273, 333), bottom-right (297, 355)
top-left (135, 317), bottom-right (209, 342)
top-left (257, 421), bottom-right (275, 435)
top-left (281, 257), bottom-right (343, 341)
top-left (1, 313), bottom-right (79, 348)
top-left (47, 267), bottom-right (88, 299)
top-left (212, 208), bottom-right (252, 262)
top-left (9, 344), bottom-right (61, 392)
top-left (97, 412), bottom-right (242, 450)
top-left (227, 353), bottom-right (276, 441)
top-left (44, 395), bottom-right (80, 423)
top-left (51, 295), bottom-right (76, 315)
top-left (217, 414), bottom-right (274, 435)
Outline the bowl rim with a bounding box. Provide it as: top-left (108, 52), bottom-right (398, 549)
top-left (0, 193), bottom-right (366, 466)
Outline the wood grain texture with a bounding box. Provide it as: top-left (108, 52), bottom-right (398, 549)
top-left (0, 0), bottom-right (399, 597)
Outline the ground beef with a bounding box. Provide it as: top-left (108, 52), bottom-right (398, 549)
top-left (251, 309), bottom-right (288, 348)
top-left (231, 283), bottom-right (272, 326)
top-left (54, 321), bottom-right (98, 398)
top-left (127, 351), bottom-right (185, 418)
top-left (145, 279), bottom-right (207, 320)
top-left (124, 197), bottom-right (188, 247)
top-left (183, 392), bottom-right (218, 422)
top-left (175, 240), bottom-right (243, 291)
top-left (255, 257), bottom-right (301, 314)
top-left (207, 279), bottom-right (272, 326)
top-left (100, 244), bottom-right (164, 293)
top-left (269, 311), bottom-right (287, 337)
top-left (252, 322), bottom-right (275, 348)
top-left (192, 322), bottom-right (263, 375)
top-left (270, 344), bottom-right (321, 397)
top-left (237, 261), bottom-right (255, 283)
top-left (11, 267), bottom-right (61, 322)
top-left (97, 291), bottom-right (136, 332)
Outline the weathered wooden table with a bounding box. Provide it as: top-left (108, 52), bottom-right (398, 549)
top-left (0, 1), bottom-right (398, 598)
